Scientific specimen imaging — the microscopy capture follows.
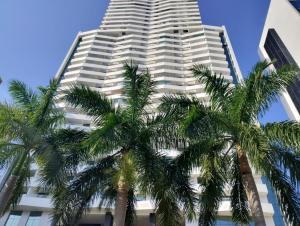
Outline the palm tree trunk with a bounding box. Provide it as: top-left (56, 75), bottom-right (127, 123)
top-left (113, 182), bottom-right (129, 226)
top-left (238, 152), bottom-right (266, 226)
top-left (0, 175), bottom-right (18, 215)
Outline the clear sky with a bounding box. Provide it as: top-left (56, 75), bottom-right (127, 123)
top-left (0, 0), bottom-right (288, 123)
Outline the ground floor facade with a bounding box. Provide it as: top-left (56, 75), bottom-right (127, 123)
top-left (0, 164), bottom-right (278, 226)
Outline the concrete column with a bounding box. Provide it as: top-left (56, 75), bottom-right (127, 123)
top-left (27, 186), bottom-right (35, 195)
top-left (185, 219), bottom-right (198, 226)
top-left (149, 213), bottom-right (156, 226)
top-left (104, 212), bottom-right (113, 226)
top-left (0, 211), bottom-right (10, 225)
top-left (17, 211), bottom-right (30, 226)
top-left (39, 212), bottom-right (52, 226)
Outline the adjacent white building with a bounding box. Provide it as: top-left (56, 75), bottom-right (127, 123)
top-left (1, 0), bottom-right (276, 225)
top-left (259, 0), bottom-right (300, 121)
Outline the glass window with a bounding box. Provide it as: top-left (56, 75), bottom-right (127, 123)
top-left (289, 0), bottom-right (300, 12)
top-left (264, 28), bottom-right (300, 113)
top-left (216, 217), bottom-right (254, 226)
top-left (5, 211), bottom-right (22, 226)
top-left (25, 211), bottom-right (42, 226)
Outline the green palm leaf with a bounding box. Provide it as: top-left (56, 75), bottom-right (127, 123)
top-left (230, 153), bottom-right (250, 224)
top-left (242, 61), bottom-right (299, 122)
top-left (9, 80), bottom-right (37, 112)
top-left (263, 121), bottom-right (300, 149)
top-left (64, 85), bottom-right (114, 122)
top-left (0, 79), bottom-right (64, 214)
top-left (198, 153), bottom-right (226, 226)
top-left (270, 144), bottom-right (300, 184)
top-left (52, 155), bottom-right (117, 225)
top-left (125, 189), bottom-right (136, 226)
top-left (261, 154), bottom-right (300, 225)
top-left (192, 64), bottom-right (233, 107)
top-left (123, 61), bottom-right (154, 115)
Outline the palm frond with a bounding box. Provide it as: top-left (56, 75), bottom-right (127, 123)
top-left (180, 104), bottom-right (229, 140)
top-left (8, 80), bottom-right (37, 111)
top-left (261, 154), bottom-right (300, 225)
top-left (9, 155), bottom-right (30, 209)
top-left (225, 86), bottom-right (247, 123)
top-left (52, 185), bottom-right (95, 226)
top-left (64, 85), bottom-right (114, 121)
top-left (52, 155), bottom-right (117, 225)
top-left (0, 143), bottom-right (24, 169)
top-left (146, 113), bottom-right (184, 150)
top-left (159, 94), bottom-right (201, 120)
top-left (40, 109), bottom-right (64, 131)
top-left (263, 121), bottom-right (300, 149)
top-left (123, 62), bottom-right (154, 114)
top-left (38, 145), bottom-right (67, 188)
top-left (0, 104), bottom-right (25, 141)
top-left (82, 113), bottom-right (121, 155)
top-left (39, 129), bottom-right (89, 187)
top-left (198, 153), bottom-right (226, 226)
top-left (270, 143), bottom-right (300, 184)
top-left (242, 61), bottom-right (299, 122)
top-left (1, 152), bottom-right (31, 214)
top-left (134, 144), bottom-right (196, 224)
top-left (192, 64), bottom-right (233, 107)
top-left (167, 160), bottom-right (197, 221)
top-left (133, 144), bottom-right (164, 193)
top-left (175, 139), bottom-right (225, 173)
top-left (239, 125), bottom-right (269, 169)
top-left (98, 186), bottom-right (117, 210)
top-left (230, 153), bottom-right (250, 224)
top-left (155, 193), bottom-right (184, 226)
top-left (125, 189), bottom-right (136, 226)
top-left (33, 79), bottom-right (60, 128)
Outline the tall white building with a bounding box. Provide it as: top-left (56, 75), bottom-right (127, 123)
top-left (259, 0), bottom-right (300, 121)
top-left (0, 0), bottom-right (275, 225)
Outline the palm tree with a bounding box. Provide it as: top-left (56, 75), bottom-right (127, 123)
top-left (0, 79), bottom-right (62, 215)
top-left (47, 62), bottom-right (196, 226)
top-left (159, 61), bottom-right (300, 226)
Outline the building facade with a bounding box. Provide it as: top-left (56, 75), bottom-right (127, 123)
top-left (259, 0), bottom-right (300, 121)
top-left (1, 0), bottom-right (275, 225)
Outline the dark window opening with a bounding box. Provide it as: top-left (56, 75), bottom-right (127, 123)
top-left (289, 0), bottom-right (300, 12)
top-left (219, 32), bottom-right (238, 84)
top-left (264, 28), bottom-right (300, 113)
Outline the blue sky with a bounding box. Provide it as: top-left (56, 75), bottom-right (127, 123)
top-left (0, 0), bottom-right (288, 123)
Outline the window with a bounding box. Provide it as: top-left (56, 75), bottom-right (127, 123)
top-left (219, 32), bottom-right (238, 84)
top-left (216, 217), bottom-right (254, 226)
top-left (5, 211), bottom-right (22, 226)
top-left (289, 0), bottom-right (300, 12)
top-left (25, 211), bottom-right (42, 226)
top-left (264, 28), bottom-right (300, 113)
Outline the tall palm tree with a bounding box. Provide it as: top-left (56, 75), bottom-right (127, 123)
top-left (47, 62), bottom-right (196, 226)
top-left (0, 79), bottom-right (62, 215)
top-left (159, 61), bottom-right (300, 226)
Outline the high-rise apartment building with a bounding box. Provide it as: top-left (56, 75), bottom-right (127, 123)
top-left (0, 0), bottom-right (275, 225)
top-left (259, 0), bottom-right (300, 121)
